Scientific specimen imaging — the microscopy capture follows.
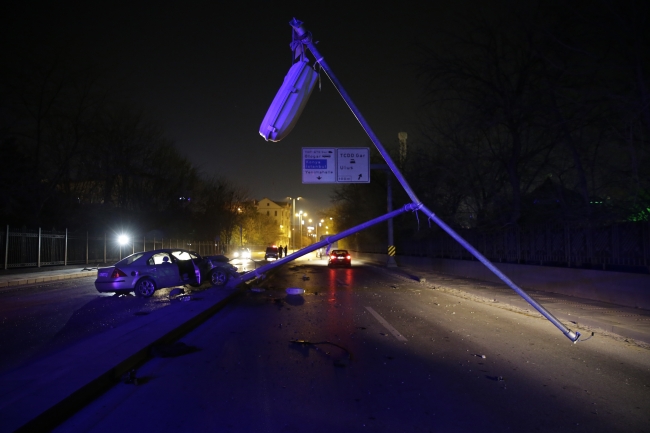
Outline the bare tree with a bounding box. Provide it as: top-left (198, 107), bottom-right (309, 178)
top-left (418, 5), bottom-right (558, 225)
top-left (0, 47), bottom-right (108, 225)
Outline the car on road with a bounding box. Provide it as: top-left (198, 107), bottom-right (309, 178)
top-left (328, 249), bottom-right (351, 267)
top-left (94, 248), bottom-right (239, 297)
top-left (232, 247), bottom-right (251, 259)
top-left (264, 246), bottom-right (279, 261)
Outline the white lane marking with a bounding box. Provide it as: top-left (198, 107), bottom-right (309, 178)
top-left (365, 307), bottom-right (408, 341)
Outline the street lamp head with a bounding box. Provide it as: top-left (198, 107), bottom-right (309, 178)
top-left (118, 234), bottom-right (129, 245)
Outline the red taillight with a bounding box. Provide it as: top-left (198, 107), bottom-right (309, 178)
top-left (346, 255), bottom-right (351, 260)
top-left (110, 268), bottom-right (127, 278)
top-left (330, 255), bottom-right (336, 259)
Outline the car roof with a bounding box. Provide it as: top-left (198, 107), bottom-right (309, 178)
top-left (125, 248), bottom-right (199, 258)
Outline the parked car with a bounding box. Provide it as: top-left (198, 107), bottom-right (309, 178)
top-left (232, 247), bottom-right (251, 259)
top-left (94, 248), bottom-right (239, 297)
top-left (264, 246), bottom-right (279, 261)
top-left (328, 249), bottom-right (352, 267)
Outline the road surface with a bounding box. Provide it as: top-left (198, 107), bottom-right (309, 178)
top-left (53, 258), bottom-right (650, 432)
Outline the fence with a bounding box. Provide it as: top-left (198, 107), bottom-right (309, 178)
top-left (0, 225), bottom-right (218, 269)
top-left (358, 221), bottom-right (650, 274)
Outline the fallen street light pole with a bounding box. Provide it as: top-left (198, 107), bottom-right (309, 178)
top-left (229, 203), bottom-right (421, 286)
top-left (284, 18), bottom-right (582, 343)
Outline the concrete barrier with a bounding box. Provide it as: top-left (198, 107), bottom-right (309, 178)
top-left (356, 252), bottom-right (650, 310)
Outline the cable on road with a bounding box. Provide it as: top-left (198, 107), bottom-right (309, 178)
top-left (290, 340), bottom-right (353, 366)
top-left (576, 331), bottom-right (595, 343)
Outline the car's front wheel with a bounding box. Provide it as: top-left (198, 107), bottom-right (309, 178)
top-left (133, 278), bottom-right (156, 297)
top-left (210, 269), bottom-right (228, 286)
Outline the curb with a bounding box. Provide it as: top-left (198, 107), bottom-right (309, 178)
top-left (0, 271), bottom-right (95, 290)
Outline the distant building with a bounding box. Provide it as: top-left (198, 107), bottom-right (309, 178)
top-left (255, 198), bottom-right (291, 246)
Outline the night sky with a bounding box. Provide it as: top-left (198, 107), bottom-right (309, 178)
top-left (3, 1), bottom-right (468, 213)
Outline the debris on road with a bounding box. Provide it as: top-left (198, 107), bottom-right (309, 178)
top-left (122, 369), bottom-right (139, 385)
top-left (169, 288), bottom-right (185, 299)
top-left (290, 339), bottom-right (353, 367)
top-left (286, 287), bottom-right (304, 295)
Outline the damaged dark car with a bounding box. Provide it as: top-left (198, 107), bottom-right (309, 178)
top-left (94, 248), bottom-right (239, 297)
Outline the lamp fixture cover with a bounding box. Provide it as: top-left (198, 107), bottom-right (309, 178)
top-left (259, 58), bottom-right (318, 142)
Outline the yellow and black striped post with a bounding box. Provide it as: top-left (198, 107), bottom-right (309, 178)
top-left (387, 245), bottom-right (397, 267)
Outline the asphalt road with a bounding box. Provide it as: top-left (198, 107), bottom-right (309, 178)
top-left (0, 258), bottom-right (258, 376)
top-left (54, 259), bottom-right (650, 433)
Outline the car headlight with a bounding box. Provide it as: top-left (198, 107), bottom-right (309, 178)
top-left (234, 252), bottom-right (240, 258)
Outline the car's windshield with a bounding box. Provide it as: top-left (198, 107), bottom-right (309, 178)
top-left (172, 250), bottom-right (198, 261)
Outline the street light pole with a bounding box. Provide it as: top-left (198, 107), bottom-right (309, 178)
top-left (237, 207), bottom-right (243, 247)
top-left (296, 211), bottom-right (307, 249)
top-left (287, 18), bottom-right (582, 342)
top-left (287, 196), bottom-right (302, 252)
top-left (298, 212), bottom-right (302, 249)
top-left (300, 212), bottom-right (303, 249)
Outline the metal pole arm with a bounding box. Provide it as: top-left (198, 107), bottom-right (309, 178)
top-left (230, 202), bottom-right (421, 286)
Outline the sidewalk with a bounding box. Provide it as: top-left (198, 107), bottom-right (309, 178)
top-left (375, 259), bottom-right (650, 346)
top-left (0, 265), bottom-right (98, 291)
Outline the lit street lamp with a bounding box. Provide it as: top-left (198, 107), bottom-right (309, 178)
top-left (118, 234), bottom-right (130, 260)
top-left (237, 207), bottom-right (243, 247)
